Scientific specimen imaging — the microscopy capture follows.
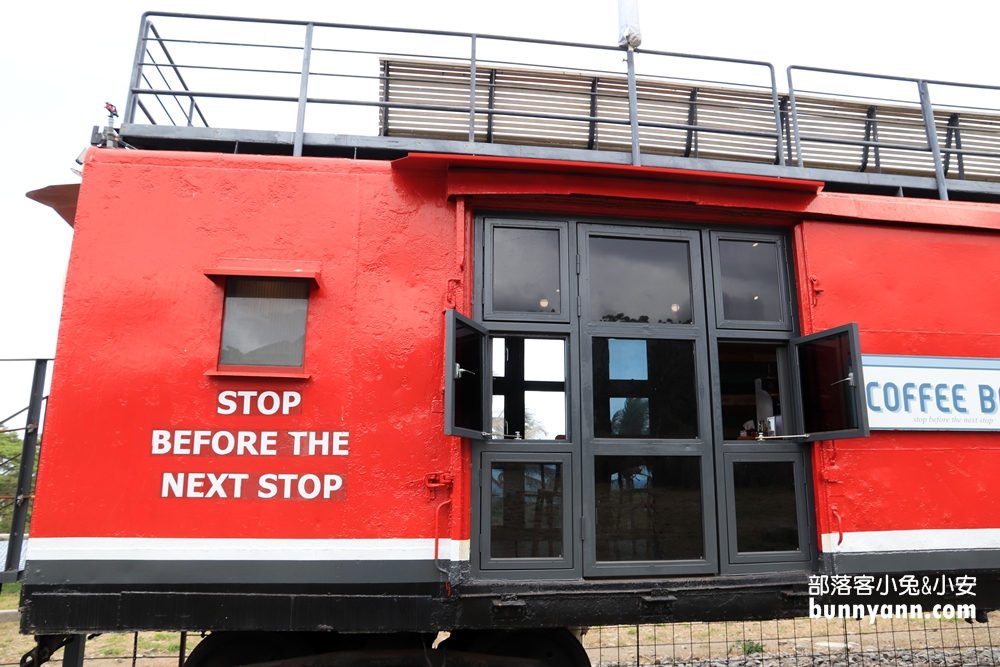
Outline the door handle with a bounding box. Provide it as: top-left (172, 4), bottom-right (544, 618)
top-left (454, 363), bottom-right (476, 379)
top-left (830, 371), bottom-right (854, 387)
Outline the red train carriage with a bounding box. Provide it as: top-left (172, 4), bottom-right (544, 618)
top-left (15, 12), bottom-right (1000, 667)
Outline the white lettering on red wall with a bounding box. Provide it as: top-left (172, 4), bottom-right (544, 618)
top-left (155, 390), bottom-right (348, 500)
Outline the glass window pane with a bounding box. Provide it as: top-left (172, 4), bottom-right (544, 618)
top-left (492, 337), bottom-right (567, 440)
top-left (220, 278), bottom-right (308, 367)
top-left (719, 343), bottom-right (783, 440)
top-left (592, 338), bottom-right (698, 439)
top-left (493, 227), bottom-right (561, 314)
top-left (798, 331), bottom-right (858, 434)
top-left (525, 391), bottom-right (567, 440)
top-left (452, 318), bottom-right (485, 434)
top-left (608, 339), bottom-right (647, 380)
top-left (492, 395), bottom-right (505, 438)
top-left (589, 236), bottom-right (692, 324)
top-left (491, 462), bottom-right (563, 559)
top-left (524, 339), bottom-right (565, 381)
top-left (733, 461), bottom-right (799, 553)
top-left (492, 337), bottom-right (506, 377)
top-left (718, 240), bottom-right (783, 322)
top-left (595, 455), bottom-right (703, 561)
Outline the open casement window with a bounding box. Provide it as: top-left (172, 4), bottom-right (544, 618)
top-left (444, 309), bottom-right (490, 440)
top-left (790, 322), bottom-right (870, 442)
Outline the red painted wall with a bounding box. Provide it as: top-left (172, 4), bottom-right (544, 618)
top-left (795, 221), bottom-right (1000, 537)
top-left (33, 149), bottom-right (470, 541)
top-left (36, 149), bottom-right (1000, 559)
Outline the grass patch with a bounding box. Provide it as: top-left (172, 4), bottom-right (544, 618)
top-left (0, 583), bottom-right (20, 610)
top-left (740, 640), bottom-right (764, 655)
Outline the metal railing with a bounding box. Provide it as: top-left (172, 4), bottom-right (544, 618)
top-left (121, 13), bottom-right (1000, 200)
top-left (0, 359), bottom-right (50, 582)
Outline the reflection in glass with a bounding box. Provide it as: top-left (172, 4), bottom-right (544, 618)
top-left (733, 461), bottom-right (799, 553)
top-left (493, 227), bottom-right (561, 314)
top-left (608, 339), bottom-right (648, 379)
top-left (220, 278), bottom-right (309, 367)
top-left (589, 236), bottom-right (692, 324)
top-left (608, 397), bottom-right (649, 437)
top-left (452, 316), bottom-right (485, 433)
top-left (593, 338), bottom-right (697, 439)
top-left (491, 462), bottom-right (563, 558)
top-left (798, 331), bottom-right (857, 434)
top-left (719, 343), bottom-right (782, 440)
top-left (492, 337), bottom-right (567, 440)
top-left (718, 240), bottom-right (782, 322)
top-left (595, 456), bottom-right (703, 561)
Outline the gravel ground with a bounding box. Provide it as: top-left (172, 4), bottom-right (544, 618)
top-left (594, 646), bottom-right (1000, 667)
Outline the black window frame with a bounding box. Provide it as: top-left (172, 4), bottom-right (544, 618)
top-left (459, 214), bottom-right (871, 581)
top-left (710, 230), bottom-right (793, 332)
top-left (444, 309), bottom-right (490, 440)
top-left (484, 218), bottom-right (571, 323)
top-left (479, 451), bottom-right (575, 571)
top-left (489, 334), bottom-right (571, 442)
top-left (722, 451), bottom-right (813, 567)
top-left (789, 322), bottom-right (870, 442)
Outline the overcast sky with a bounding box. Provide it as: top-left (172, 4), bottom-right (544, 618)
top-left (1, 0), bottom-right (998, 421)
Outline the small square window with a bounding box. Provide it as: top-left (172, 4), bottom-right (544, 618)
top-left (710, 232), bottom-right (792, 331)
top-left (483, 219), bottom-right (569, 323)
top-left (219, 277), bottom-right (309, 368)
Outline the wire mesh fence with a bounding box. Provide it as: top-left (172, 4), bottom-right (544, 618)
top-left (583, 613), bottom-right (1000, 667)
top-left (0, 617), bottom-right (995, 667)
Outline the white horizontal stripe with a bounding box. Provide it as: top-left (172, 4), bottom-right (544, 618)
top-left (822, 529), bottom-right (1000, 553)
top-left (26, 537), bottom-right (471, 562)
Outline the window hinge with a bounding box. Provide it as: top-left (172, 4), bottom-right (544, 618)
top-left (580, 516), bottom-right (586, 541)
top-left (577, 295), bottom-right (581, 316)
top-left (576, 253), bottom-right (581, 274)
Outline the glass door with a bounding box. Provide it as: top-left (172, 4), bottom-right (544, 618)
top-left (577, 225), bottom-right (717, 576)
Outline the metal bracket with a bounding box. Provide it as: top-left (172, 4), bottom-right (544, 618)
top-left (424, 472), bottom-right (454, 500)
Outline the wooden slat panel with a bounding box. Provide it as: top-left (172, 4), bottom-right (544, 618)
top-left (380, 59), bottom-right (1000, 179)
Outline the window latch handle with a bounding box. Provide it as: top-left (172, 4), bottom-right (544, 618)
top-left (454, 363), bottom-right (476, 379)
top-left (830, 371), bottom-right (854, 387)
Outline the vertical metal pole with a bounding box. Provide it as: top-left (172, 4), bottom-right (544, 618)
top-left (787, 67), bottom-right (805, 168)
top-left (293, 23), bottom-right (314, 157)
top-left (177, 632), bottom-right (187, 667)
top-left (62, 635), bottom-right (86, 667)
top-left (918, 80), bottom-right (949, 200)
top-left (626, 47), bottom-right (641, 166)
top-left (768, 65), bottom-right (785, 167)
top-left (468, 35), bottom-right (477, 143)
top-left (125, 18), bottom-right (152, 124)
top-left (5, 359), bottom-right (47, 573)
top-left (379, 61), bottom-right (390, 137)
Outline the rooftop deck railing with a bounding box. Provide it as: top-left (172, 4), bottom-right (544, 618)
top-left (121, 12), bottom-right (1000, 200)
